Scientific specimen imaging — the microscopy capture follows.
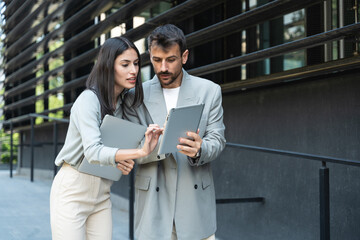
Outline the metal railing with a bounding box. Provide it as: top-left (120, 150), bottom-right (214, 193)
top-left (2, 113), bottom-right (68, 180)
top-left (226, 142), bottom-right (360, 240)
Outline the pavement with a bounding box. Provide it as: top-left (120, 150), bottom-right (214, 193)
top-left (0, 168), bottom-right (130, 240)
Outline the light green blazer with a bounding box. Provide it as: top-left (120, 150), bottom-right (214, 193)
top-left (124, 70), bottom-right (226, 240)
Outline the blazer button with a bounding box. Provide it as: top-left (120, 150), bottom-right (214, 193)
top-left (156, 187), bottom-right (159, 192)
top-left (194, 184), bottom-right (198, 189)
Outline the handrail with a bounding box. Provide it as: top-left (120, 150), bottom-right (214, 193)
top-left (226, 141), bottom-right (358, 240)
top-left (3, 113), bottom-right (68, 183)
top-left (1, 113), bottom-right (69, 125)
top-left (226, 142), bottom-right (360, 167)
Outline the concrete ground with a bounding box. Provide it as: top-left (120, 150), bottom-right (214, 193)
top-left (0, 168), bottom-right (130, 240)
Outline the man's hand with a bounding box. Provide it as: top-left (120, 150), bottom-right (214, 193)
top-left (177, 129), bottom-right (202, 158)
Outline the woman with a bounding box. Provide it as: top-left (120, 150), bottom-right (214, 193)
top-left (50, 37), bottom-right (161, 240)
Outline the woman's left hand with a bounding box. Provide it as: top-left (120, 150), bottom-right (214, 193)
top-left (116, 159), bottom-right (134, 175)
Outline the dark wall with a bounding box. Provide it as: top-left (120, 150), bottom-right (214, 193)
top-left (21, 124), bottom-right (68, 170)
top-left (213, 69), bottom-right (360, 239)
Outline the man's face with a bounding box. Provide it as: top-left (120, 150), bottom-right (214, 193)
top-left (149, 43), bottom-right (188, 88)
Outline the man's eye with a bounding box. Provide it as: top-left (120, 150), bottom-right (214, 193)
top-left (167, 59), bottom-right (175, 62)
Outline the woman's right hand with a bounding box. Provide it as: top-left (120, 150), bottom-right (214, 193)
top-left (141, 124), bottom-right (163, 157)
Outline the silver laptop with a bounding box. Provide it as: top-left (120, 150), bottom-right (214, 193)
top-left (78, 115), bottom-right (147, 181)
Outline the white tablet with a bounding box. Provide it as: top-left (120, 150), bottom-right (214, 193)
top-left (157, 103), bottom-right (205, 155)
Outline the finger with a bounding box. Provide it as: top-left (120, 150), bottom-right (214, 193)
top-left (177, 144), bottom-right (197, 155)
top-left (121, 161), bottom-right (134, 169)
top-left (146, 127), bottom-right (162, 137)
top-left (117, 164), bottom-right (132, 175)
top-left (178, 149), bottom-right (197, 158)
top-left (145, 127), bottom-right (154, 135)
top-left (117, 160), bottom-right (134, 170)
top-left (187, 131), bottom-right (200, 141)
top-left (116, 164), bottom-right (128, 174)
top-left (147, 125), bottom-right (161, 131)
top-left (154, 129), bottom-right (163, 137)
top-left (178, 138), bottom-right (195, 148)
top-left (124, 159), bottom-right (135, 165)
top-left (155, 131), bottom-right (163, 139)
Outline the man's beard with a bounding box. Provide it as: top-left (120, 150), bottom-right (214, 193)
top-left (157, 71), bottom-right (180, 86)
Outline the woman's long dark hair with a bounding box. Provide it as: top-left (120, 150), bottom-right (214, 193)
top-left (86, 37), bottom-right (143, 119)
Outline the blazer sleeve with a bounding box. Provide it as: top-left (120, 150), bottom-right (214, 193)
top-left (190, 84), bottom-right (226, 166)
top-left (72, 91), bottom-right (118, 167)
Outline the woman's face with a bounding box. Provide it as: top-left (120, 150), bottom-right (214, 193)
top-left (114, 48), bottom-right (139, 95)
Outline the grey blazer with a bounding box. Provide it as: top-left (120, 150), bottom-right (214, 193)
top-left (124, 70), bottom-right (226, 240)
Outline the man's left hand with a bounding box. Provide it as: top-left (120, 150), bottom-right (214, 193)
top-left (177, 129), bottom-right (202, 158)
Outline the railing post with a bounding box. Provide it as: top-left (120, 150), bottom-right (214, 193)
top-left (320, 161), bottom-right (330, 240)
top-left (129, 170), bottom-right (135, 240)
top-left (30, 117), bottom-right (35, 182)
top-left (9, 122), bottom-right (13, 178)
top-left (53, 121), bottom-right (58, 177)
top-left (20, 132), bottom-right (23, 169)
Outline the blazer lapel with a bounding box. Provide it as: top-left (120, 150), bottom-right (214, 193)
top-left (143, 76), bottom-right (168, 126)
top-left (177, 69), bottom-right (199, 107)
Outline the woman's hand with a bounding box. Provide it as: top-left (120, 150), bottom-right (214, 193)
top-left (140, 124), bottom-right (163, 157)
top-left (113, 124), bottom-right (162, 169)
top-left (116, 159), bottom-right (134, 175)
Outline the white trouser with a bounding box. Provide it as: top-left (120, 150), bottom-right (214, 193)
top-left (171, 222), bottom-right (216, 240)
top-left (50, 163), bottom-right (113, 240)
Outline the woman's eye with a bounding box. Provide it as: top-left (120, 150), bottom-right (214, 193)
top-left (122, 64), bottom-right (128, 67)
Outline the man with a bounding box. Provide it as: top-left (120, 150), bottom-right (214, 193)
top-left (124, 24), bottom-right (226, 240)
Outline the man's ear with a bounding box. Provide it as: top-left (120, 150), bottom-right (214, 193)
top-left (148, 50), bottom-right (154, 64)
top-left (182, 49), bottom-right (189, 64)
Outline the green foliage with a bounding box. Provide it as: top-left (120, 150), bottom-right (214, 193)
top-left (0, 130), bottom-right (18, 164)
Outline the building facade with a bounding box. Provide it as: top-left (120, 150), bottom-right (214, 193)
top-left (1, 0), bottom-right (360, 239)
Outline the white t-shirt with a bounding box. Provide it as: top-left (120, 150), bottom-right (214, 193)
top-left (163, 87), bottom-right (180, 113)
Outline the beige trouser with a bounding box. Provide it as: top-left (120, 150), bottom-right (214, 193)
top-left (50, 163), bottom-right (113, 240)
top-left (172, 223), bottom-right (216, 240)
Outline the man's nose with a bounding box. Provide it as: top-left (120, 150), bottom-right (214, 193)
top-left (160, 61), bottom-right (168, 72)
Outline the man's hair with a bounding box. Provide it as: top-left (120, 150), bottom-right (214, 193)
top-left (147, 24), bottom-right (187, 54)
